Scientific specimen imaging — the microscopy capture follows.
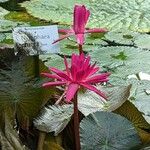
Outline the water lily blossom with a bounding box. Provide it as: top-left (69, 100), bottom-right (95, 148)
top-left (53, 5), bottom-right (107, 45)
top-left (41, 53), bottom-right (110, 102)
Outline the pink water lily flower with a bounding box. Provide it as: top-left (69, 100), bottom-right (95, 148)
top-left (53, 5), bottom-right (107, 45)
top-left (41, 53), bottom-right (110, 102)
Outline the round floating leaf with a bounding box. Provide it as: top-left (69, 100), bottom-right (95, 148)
top-left (34, 104), bottom-right (73, 136)
top-left (78, 85), bottom-right (131, 116)
top-left (80, 111), bottom-right (141, 150)
top-left (129, 80), bottom-right (150, 124)
top-left (134, 34), bottom-right (150, 49)
top-left (21, 0), bottom-right (86, 24)
top-left (114, 100), bottom-right (150, 144)
top-left (39, 54), bottom-right (66, 70)
top-left (89, 46), bottom-right (150, 85)
top-left (0, 7), bottom-right (9, 18)
top-left (0, 19), bottom-right (28, 32)
top-left (60, 43), bottom-right (93, 56)
top-left (104, 30), bottom-right (140, 45)
top-left (22, 0), bottom-right (150, 32)
top-left (0, 33), bottom-right (5, 42)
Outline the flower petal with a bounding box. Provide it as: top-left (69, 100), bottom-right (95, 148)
top-left (85, 28), bottom-right (108, 33)
top-left (42, 81), bottom-right (66, 87)
top-left (41, 73), bottom-right (62, 80)
top-left (49, 67), bottom-right (71, 81)
top-left (64, 56), bottom-right (70, 76)
top-left (58, 29), bottom-right (71, 33)
top-left (66, 83), bottom-right (79, 102)
top-left (80, 83), bottom-right (107, 99)
top-left (85, 73), bottom-right (111, 84)
top-left (73, 5), bottom-right (89, 34)
top-left (52, 33), bottom-right (73, 44)
top-left (76, 33), bottom-right (85, 45)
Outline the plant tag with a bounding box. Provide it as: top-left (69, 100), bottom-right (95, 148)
top-left (13, 25), bottom-right (60, 55)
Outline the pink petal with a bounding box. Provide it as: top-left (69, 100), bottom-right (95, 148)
top-left (73, 5), bottom-right (89, 34)
top-left (85, 28), bottom-right (108, 33)
top-left (42, 81), bottom-right (66, 87)
top-left (80, 83), bottom-right (107, 99)
top-left (88, 66), bottom-right (100, 76)
top-left (85, 10), bottom-right (90, 25)
top-left (85, 73), bottom-right (111, 84)
top-left (76, 33), bottom-right (85, 45)
top-left (49, 67), bottom-right (71, 81)
top-left (58, 29), bottom-right (71, 33)
top-left (66, 83), bottom-right (79, 102)
top-left (52, 33), bottom-right (72, 44)
top-left (41, 73), bottom-right (62, 80)
top-left (64, 56), bottom-right (70, 76)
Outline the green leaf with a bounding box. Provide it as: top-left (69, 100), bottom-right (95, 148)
top-left (0, 19), bottom-right (28, 32)
top-left (134, 34), bottom-right (150, 49)
top-left (0, 111), bottom-right (27, 150)
top-left (114, 100), bottom-right (150, 144)
top-left (129, 80), bottom-right (150, 124)
top-left (34, 104), bottom-right (73, 136)
top-left (78, 85), bottom-right (131, 116)
top-left (39, 54), bottom-right (66, 70)
top-left (22, 0), bottom-right (150, 32)
top-left (89, 46), bottom-right (150, 85)
top-left (0, 33), bottom-right (5, 42)
top-left (4, 11), bottom-right (50, 26)
top-left (0, 56), bottom-right (54, 128)
top-left (104, 30), bottom-right (140, 45)
top-left (0, 7), bottom-right (9, 19)
top-left (80, 111), bottom-right (141, 150)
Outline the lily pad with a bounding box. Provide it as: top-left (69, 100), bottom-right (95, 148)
top-left (89, 46), bottom-right (150, 84)
top-left (78, 85), bottom-right (131, 116)
top-left (34, 104), bottom-right (73, 136)
top-left (80, 111), bottom-right (141, 150)
top-left (22, 0), bottom-right (150, 32)
top-left (39, 54), bottom-right (66, 70)
top-left (134, 34), bottom-right (150, 49)
top-left (0, 7), bottom-right (9, 18)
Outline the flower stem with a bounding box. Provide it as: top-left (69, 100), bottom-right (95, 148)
top-left (37, 131), bottom-right (46, 150)
top-left (78, 44), bottom-right (83, 54)
top-left (73, 93), bottom-right (80, 150)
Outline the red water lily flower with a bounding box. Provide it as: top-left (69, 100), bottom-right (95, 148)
top-left (53, 5), bottom-right (107, 45)
top-left (41, 53), bottom-right (110, 102)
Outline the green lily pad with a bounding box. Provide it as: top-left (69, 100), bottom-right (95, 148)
top-left (34, 104), bottom-right (73, 136)
top-left (39, 54), bottom-right (66, 70)
top-left (104, 30), bottom-right (140, 45)
top-left (78, 85), bottom-right (131, 116)
top-left (0, 7), bottom-right (9, 18)
top-left (22, 0), bottom-right (150, 32)
top-left (89, 46), bottom-right (150, 85)
top-left (80, 111), bottom-right (141, 150)
top-left (134, 34), bottom-right (150, 49)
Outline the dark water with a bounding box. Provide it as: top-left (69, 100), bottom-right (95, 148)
top-left (0, 0), bottom-right (30, 11)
